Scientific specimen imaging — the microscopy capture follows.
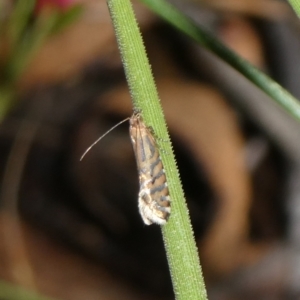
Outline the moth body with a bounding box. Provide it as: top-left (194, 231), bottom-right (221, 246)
top-left (129, 112), bottom-right (171, 225)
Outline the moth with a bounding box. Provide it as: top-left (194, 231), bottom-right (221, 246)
top-left (80, 111), bottom-right (171, 225)
top-left (129, 112), bottom-right (171, 225)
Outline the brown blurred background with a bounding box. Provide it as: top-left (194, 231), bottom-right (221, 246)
top-left (1, 0), bottom-right (300, 299)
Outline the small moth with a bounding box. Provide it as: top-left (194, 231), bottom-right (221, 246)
top-left (80, 111), bottom-right (171, 225)
top-left (129, 112), bottom-right (171, 225)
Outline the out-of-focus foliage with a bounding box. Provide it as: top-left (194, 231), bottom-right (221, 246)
top-left (0, 0), bottom-right (82, 120)
top-left (1, 0), bottom-right (300, 300)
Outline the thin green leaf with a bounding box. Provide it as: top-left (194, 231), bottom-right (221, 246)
top-left (8, 0), bottom-right (36, 47)
top-left (140, 0), bottom-right (300, 122)
top-left (288, 0), bottom-right (300, 18)
top-left (49, 5), bottom-right (83, 35)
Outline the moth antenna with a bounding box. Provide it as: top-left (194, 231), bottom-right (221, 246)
top-left (80, 116), bottom-right (130, 161)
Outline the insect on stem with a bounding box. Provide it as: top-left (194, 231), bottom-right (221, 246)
top-left (80, 116), bottom-right (130, 161)
top-left (129, 113), bottom-right (171, 225)
top-left (80, 111), bottom-right (171, 225)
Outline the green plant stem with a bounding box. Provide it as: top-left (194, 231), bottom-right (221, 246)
top-left (140, 0), bottom-right (300, 122)
top-left (6, 12), bottom-right (59, 83)
top-left (0, 85), bottom-right (15, 120)
top-left (0, 280), bottom-right (56, 300)
top-left (8, 0), bottom-right (36, 47)
top-left (0, 17), bottom-right (57, 121)
top-left (107, 0), bottom-right (207, 299)
top-left (0, 5), bottom-right (82, 120)
top-left (288, 0), bottom-right (300, 17)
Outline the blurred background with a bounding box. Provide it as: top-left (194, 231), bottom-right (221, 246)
top-left (0, 0), bottom-right (300, 299)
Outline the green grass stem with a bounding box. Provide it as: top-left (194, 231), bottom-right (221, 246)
top-left (107, 0), bottom-right (208, 299)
